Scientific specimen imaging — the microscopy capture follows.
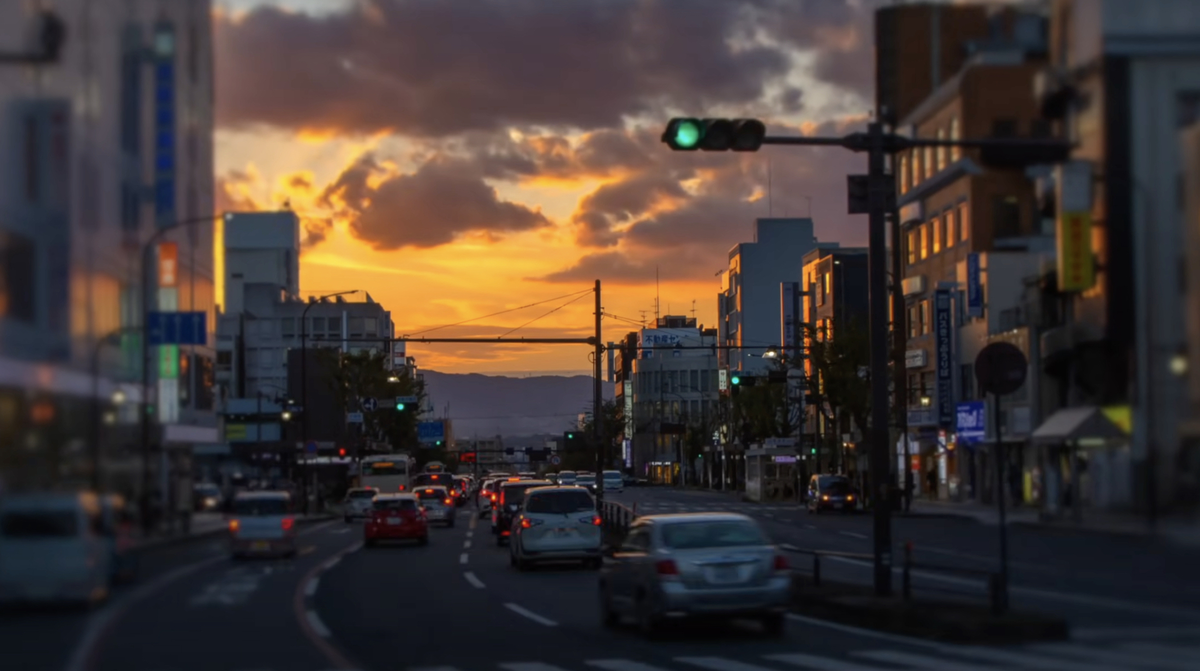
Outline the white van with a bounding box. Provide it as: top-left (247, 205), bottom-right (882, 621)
top-left (0, 492), bottom-right (112, 606)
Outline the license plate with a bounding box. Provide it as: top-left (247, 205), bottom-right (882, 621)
top-left (711, 566), bottom-right (740, 583)
top-left (834, 503), bottom-right (844, 509)
top-left (251, 541), bottom-right (270, 551)
top-left (554, 528), bottom-right (576, 535)
top-left (387, 517), bottom-right (401, 525)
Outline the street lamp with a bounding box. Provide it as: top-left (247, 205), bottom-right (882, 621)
top-left (299, 289), bottom-right (359, 513)
top-left (139, 213), bottom-right (228, 533)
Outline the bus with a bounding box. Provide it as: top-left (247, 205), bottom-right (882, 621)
top-left (360, 454), bottom-right (413, 493)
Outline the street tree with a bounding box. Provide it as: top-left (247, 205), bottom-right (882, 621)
top-left (805, 318), bottom-right (871, 470)
top-left (328, 350), bottom-right (427, 456)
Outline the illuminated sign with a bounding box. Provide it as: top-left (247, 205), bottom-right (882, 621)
top-left (158, 242), bottom-right (178, 287)
top-left (1057, 211), bottom-right (1095, 292)
top-left (153, 22), bottom-right (176, 228)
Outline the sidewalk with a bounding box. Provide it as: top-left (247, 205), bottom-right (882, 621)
top-left (905, 498), bottom-right (1200, 547)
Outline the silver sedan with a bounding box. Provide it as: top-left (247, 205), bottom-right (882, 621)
top-left (599, 513), bottom-right (791, 637)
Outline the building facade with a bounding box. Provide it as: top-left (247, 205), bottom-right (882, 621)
top-left (0, 0), bottom-right (216, 495)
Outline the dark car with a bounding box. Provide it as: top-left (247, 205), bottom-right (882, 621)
top-left (492, 480), bottom-right (552, 545)
top-left (806, 475), bottom-right (857, 513)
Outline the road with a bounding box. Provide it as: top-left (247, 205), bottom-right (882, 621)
top-left (0, 488), bottom-right (1196, 671)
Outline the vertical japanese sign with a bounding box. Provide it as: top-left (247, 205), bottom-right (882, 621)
top-left (1056, 161), bottom-right (1095, 292)
top-left (156, 241), bottom-right (180, 423)
top-left (966, 253), bottom-right (983, 317)
top-left (153, 22), bottom-right (176, 228)
top-left (934, 289), bottom-right (953, 427)
top-left (158, 242), bottom-right (178, 287)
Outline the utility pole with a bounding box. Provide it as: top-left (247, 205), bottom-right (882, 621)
top-left (593, 280), bottom-right (605, 510)
top-left (866, 121), bottom-right (894, 594)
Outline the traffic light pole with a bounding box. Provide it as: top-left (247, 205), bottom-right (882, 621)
top-left (664, 117), bottom-right (1071, 598)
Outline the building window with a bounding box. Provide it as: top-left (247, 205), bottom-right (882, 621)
top-left (932, 216), bottom-right (942, 255)
top-left (923, 145), bottom-right (934, 180)
top-left (949, 117), bottom-right (961, 161)
top-left (936, 128), bottom-right (946, 172)
top-left (992, 118), bottom-right (1018, 137)
top-left (899, 154), bottom-right (909, 193)
top-left (959, 203), bottom-right (970, 243)
top-left (907, 230), bottom-right (918, 265)
top-left (960, 364), bottom-right (974, 400)
top-left (919, 224), bottom-right (929, 260)
top-left (907, 306), bottom-right (919, 339)
top-left (281, 317), bottom-right (295, 338)
top-left (912, 150), bottom-right (921, 187)
top-left (945, 210), bottom-right (956, 247)
top-left (993, 195), bottom-right (1021, 238)
top-left (919, 300), bottom-right (930, 335)
top-left (0, 231), bottom-right (36, 321)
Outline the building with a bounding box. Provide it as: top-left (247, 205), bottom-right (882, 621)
top-left (888, 5), bottom-right (1056, 503)
top-left (0, 1), bottom-right (216, 497)
top-left (718, 218), bottom-right (818, 373)
top-left (1032, 0), bottom-right (1200, 514)
top-left (627, 316), bottom-right (721, 484)
top-left (1180, 124), bottom-right (1200, 507)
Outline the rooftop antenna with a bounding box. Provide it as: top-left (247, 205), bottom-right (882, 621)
top-left (655, 266), bottom-right (661, 321)
top-left (767, 158), bottom-right (773, 217)
top-left (691, 300), bottom-right (697, 320)
top-left (806, 196), bottom-right (813, 217)
top-left (639, 309), bottom-right (648, 326)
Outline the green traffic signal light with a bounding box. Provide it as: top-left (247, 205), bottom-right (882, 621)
top-left (663, 118), bottom-right (702, 150)
top-left (731, 376), bottom-right (741, 386)
top-left (395, 402), bottom-right (406, 411)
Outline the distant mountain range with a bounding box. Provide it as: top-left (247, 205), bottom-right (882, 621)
top-left (421, 371), bottom-right (615, 440)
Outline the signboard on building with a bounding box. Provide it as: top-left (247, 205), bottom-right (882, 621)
top-left (623, 381), bottom-right (634, 439)
top-left (153, 21), bottom-right (176, 228)
top-left (418, 421), bottom-right (445, 443)
top-left (639, 328), bottom-right (702, 350)
top-left (1057, 212), bottom-right (1095, 292)
top-left (934, 289), bottom-right (953, 427)
top-left (718, 369), bottom-right (729, 391)
top-left (158, 243), bottom-right (178, 287)
top-left (956, 401), bottom-right (986, 445)
top-left (966, 253), bottom-right (983, 317)
top-left (905, 349), bottom-right (927, 369)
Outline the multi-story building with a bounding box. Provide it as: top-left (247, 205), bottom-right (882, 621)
top-left (718, 218), bottom-right (818, 373)
top-left (889, 6), bottom-right (1059, 504)
top-left (628, 316), bottom-right (720, 484)
top-left (1032, 0), bottom-right (1200, 514)
top-left (0, 1), bottom-right (216, 496)
top-left (1182, 123), bottom-right (1200, 508)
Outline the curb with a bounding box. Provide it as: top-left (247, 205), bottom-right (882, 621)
top-left (130, 514), bottom-right (336, 555)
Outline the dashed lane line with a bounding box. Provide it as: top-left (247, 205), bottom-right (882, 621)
top-left (460, 552), bottom-right (469, 565)
top-left (305, 609), bottom-right (332, 638)
top-left (503, 603), bottom-right (558, 627)
top-left (304, 576), bottom-right (320, 597)
top-left (463, 571), bottom-right (485, 589)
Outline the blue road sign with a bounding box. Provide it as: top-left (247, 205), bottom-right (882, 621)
top-left (305, 441), bottom-right (319, 454)
top-left (967, 253), bottom-right (983, 318)
top-left (956, 401), bottom-right (986, 446)
top-left (418, 421), bottom-right (445, 443)
top-left (147, 311), bottom-right (207, 346)
top-left (361, 397), bottom-right (378, 412)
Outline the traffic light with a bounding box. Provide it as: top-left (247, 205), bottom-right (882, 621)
top-left (563, 431), bottom-right (585, 451)
top-left (662, 118), bottom-right (766, 152)
top-left (395, 401), bottom-right (407, 411)
top-left (338, 448), bottom-right (346, 457)
top-left (434, 440), bottom-right (444, 448)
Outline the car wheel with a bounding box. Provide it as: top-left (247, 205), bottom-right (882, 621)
top-left (762, 613), bottom-right (786, 638)
top-left (599, 583), bottom-right (619, 628)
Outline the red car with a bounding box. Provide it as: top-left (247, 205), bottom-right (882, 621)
top-left (364, 494), bottom-right (428, 547)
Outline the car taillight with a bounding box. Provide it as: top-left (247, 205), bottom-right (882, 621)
top-left (444, 498), bottom-right (452, 505)
top-left (520, 518), bottom-right (543, 529)
top-left (282, 517), bottom-right (295, 531)
top-left (774, 554), bottom-right (789, 571)
top-left (398, 485), bottom-right (406, 491)
top-left (847, 495), bottom-right (854, 501)
top-left (228, 519), bottom-right (240, 534)
top-left (655, 560), bottom-right (679, 576)
top-left (579, 515), bottom-right (602, 526)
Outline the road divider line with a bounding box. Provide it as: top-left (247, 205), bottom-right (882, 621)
top-left (504, 603), bottom-right (558, 627)
top-left (839, 531), bottom-right (867, 539)
top-left (464, 540), bottom-right (472, 549)
top-left (460, 552), bottom-right (469, 565)
top-left (466, 530), bottom-right (474, 538)
top-left (304, 576), bottom-right (320, 597)
top-left (464, 571), bottom-right (485, 589)
top-left (305, 609), bottom-right (332, 638)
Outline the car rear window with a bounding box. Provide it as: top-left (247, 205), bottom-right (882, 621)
top-left (412, 474), bottom-right (450, 487)
top-left (374, 499), bottom-right (418, 512)
top-left (660, 521), bottom-right (769, 550)
top-left (818, 478), bottom-right (851, 494)
top-left (233, 498), bottom-right (290, 516)
top-left (347, 489), bottom-right (377, 499)
top-left (1, 511), bottom-right (78, 538)
top-left (500, 484), bottom-right (545, 506)
top-left (416, 489), bottom-right (446, 501)
top-left (524, 490), bottom-right (594, 515)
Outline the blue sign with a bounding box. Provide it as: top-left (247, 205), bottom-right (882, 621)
top-left (153, 22), bottom-right (176, 227)
top-left (934, 290), bottom-right (954, 427)
top-left (305, 441), bottom-right (319, 454)
top-left (147, 311), bottom-right (207, 346)
top-left (966, 253), bottom-right (983, 318)
top-left (418, 421), bottom-right (445, 443)
top-left (956, 401), bottom-right (986, 445)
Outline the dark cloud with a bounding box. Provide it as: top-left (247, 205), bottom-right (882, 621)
top-left (215, 0), bottom-right (793, 136)
top-left (751, 0), bottom-right (883, 100)
top-left (322, 156), bottom-right (551, 250)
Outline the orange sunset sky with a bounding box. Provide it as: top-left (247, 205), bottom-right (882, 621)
top-left (214, 0), bottom-right (881, 374)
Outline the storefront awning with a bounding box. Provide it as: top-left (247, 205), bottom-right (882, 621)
top-left (1031, 406), bottom-right (1125, 445)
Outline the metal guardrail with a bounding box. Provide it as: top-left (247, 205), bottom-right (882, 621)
top-left (781, 541), bottom-right (1006, 614)
top-left (600, 500), bottom-right (637, 536)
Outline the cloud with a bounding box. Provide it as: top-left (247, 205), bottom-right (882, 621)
top-left (214, 0), bottom-right (797, 137)
top-left (321, 155), bottom-right (553, 250)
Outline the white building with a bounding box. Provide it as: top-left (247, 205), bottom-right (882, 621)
top-left (0, 1), bottom-right (216, 493)
top-left (718, 218), bottom-right (818, 373)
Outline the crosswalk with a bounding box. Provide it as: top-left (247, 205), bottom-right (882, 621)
top-left (400, 640), bottom-right (1200, 671)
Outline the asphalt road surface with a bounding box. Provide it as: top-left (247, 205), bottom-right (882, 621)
top-left (1, 490), bottom-right (1197, 671)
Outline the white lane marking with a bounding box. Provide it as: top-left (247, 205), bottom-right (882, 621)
top-left (463, 571), bottom-right (485, 589)
top-left (1072, 625), bottom-right (1200, 640)
top-left (466, 530), bottom-right (474, 538)
top-left (459, 552), bottom-right (469, 565)
top-left (923, 646), bottom-right (1125, 671)
top-left (463, 540), bottom-right (472, 549)
top-left (64, 554), bottom-right (227, 671)
top-left (305, 609), bottom-right (332, 638)
top-left (823, 555), bottom-right (1200, 618)
top-left (304, 576), bottom-right (320, 597)
top-left (804, 524), bottom-right (816, 529)
top-left (503, 603), bottom-right (558, 627)
top-left (500, 664), bottom-right (571, 671)
top-left (763, 652), bottom-right (889, 671)
top-left (1028, 643), bottom-right (1199, 671)
top-left (839, 531), bottom-right (867, 539)
top-left (675, 658), bottom-right (781, 671)
top-left (855, 650), bottom-right (1012, 671)
top-left (586, 660), bottom-right (674, 671)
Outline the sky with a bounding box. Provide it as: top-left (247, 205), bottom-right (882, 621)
top-left (213, 0), bottom-right (884, 375)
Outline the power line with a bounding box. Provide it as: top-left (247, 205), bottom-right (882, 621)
top-left (602, 311), bottom-right (645, 327)
top-left (405, 288), bottom-right (592, 337)
top-left (498, 292), bottom-right (592, 339)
